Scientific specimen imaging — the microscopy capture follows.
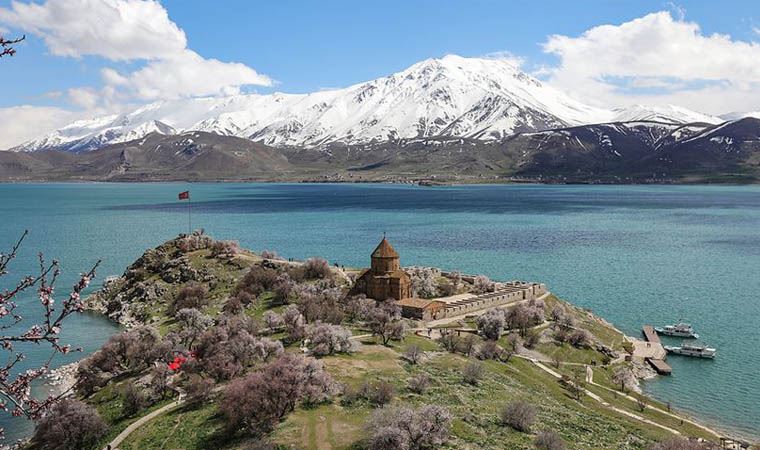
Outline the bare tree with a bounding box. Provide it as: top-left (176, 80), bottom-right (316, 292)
top-left (368, 302), bottom-right (405, 346)
top-left (0, 35), bottom-right (24, 58)
top-left (403, 344), bottom-right (423, 364)
top-left (262, 310), bottom-right (283, 332)
top-left (0, 231), bottom-right (99, 434)
top-left (500, 400), bottom-right (536, 432)
top-left (473, 275), bottom-right (495, 294)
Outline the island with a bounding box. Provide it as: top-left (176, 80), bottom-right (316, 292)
top-left (28, 233), bottom-right (746, 450)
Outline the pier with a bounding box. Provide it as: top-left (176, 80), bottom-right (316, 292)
top-left (637, 325), bottom-right (672, 375)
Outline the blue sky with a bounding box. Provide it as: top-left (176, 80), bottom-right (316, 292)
top-left (1, 0), bottom-right (760, 147)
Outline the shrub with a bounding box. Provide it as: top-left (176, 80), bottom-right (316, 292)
top-left (403, 345), bottom-right (423, 364)
top-left (462, 360), bottom-right (484, 385)
top-left (32, 399), bottom-right (107, 450)
top-left (407, 373), bottom-right (431, 394)
top-left (367, 381), bottom-right (395, 406)
top-left (535, 430), bottom-right (566, 450)
top-left (366, 404), bottom-right (451, 450)
top-left (210, 240), bottom-right (240, 258)
top-left (439, 332), bottom-right (459, 353)
top-left (302, 257), bottom-right (332, 280)
top-left (172, 283), bottom-right (209, 314)
top-left (236, 266), bottom-right (280, 298)
top-left (306, 322), bottom-right (355, 356)
top-left (473, 275), bottom-right (495, 294)
top-left (220, 354), bottom-right (337, 435)
top-left (122, 382), bottom-right (147, 417)
top-left (458, 334), bottom-right (478, 356)
top-left (260, 250), bottom-right (281, 260)
top-left (477, 340), bottom-right (504, 361)
top-left (500, 400), bottom-right (536, 432)
top-left (262, 310), bottom-right (283, 332)
top-left (185, 374), bottom-right (214, 405)
top-left (567, 329), bottom-right (592, 348)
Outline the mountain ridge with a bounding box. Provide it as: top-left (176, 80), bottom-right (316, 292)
top-left (9, 55), bottom-right (732, 153)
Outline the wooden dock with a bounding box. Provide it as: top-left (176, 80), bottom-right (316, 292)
top-left (642, 325), bottom-right (661, 344)
top-left (641, 325), bottom-right (671, 375)
top-left (646, 357), bottom-right (672, 375)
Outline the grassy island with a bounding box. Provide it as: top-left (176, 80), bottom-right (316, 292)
top-left (28, 233), bottom-right (734, 450)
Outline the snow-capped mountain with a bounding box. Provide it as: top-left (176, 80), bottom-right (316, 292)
top-left (10, 55), bottom-right (723, 152)
top-left (611, 104), bottom-right (722, 125)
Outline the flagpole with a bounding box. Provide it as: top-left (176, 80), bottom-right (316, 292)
top-left (187, 195), bottom-right (192, 235)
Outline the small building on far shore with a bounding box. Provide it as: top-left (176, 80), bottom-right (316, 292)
top-left (397, 298), bottom-right (445, 321)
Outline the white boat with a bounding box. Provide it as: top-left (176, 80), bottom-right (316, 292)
top-left (664, 342), bottom-right (716, 359)
top-left (655, 322), bottom-right (699, 339)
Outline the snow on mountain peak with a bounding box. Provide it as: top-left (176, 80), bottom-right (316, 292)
top-left (10, 55), bottom-right (723, 152)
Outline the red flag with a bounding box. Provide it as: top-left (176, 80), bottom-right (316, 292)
top-left (178, 191), bottom-right (189, 200)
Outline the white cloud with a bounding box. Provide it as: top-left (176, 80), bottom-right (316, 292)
top-left (106, 50), bottom-right (272, 100)
top-left (0, 106), bottom-right (83, 149)
top-left (0, 0), bottom-right (272, 107)
top-left (0, 0), bottom-right (186, 60)
top-left (541, 11), bottom-right (760, 114)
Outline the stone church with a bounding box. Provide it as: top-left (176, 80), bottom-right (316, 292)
top-left (353, 236), bottom-right (412, 301)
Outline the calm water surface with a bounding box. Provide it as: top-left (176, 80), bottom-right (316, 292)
top-left (1, 183), bottom-right (758, 440)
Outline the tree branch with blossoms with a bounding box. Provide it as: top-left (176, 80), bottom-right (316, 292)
top-left (0, 35), bottom-right (24, 58)
top-left (0, 230), bottom-right (100, 438)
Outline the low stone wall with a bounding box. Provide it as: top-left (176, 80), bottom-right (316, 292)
top-left (439, 282), bottom-right (548, 318)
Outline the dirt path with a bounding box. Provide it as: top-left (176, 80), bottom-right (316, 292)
top-left (105, 398), bottom-right (183, 450)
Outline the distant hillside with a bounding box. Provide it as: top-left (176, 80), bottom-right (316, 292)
top-left (3, 118), bottom-right (760, 183)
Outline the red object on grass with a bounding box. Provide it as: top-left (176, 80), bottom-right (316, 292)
top-left (167, 355), bottom-right (188, 371)
top-left (178, 191), bottom-right (189, 200)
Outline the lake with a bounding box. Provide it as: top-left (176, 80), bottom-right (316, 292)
top-left (1, 182), bottom-right (758, 440)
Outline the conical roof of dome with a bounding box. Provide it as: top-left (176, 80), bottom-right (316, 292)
top-left (371, 237), bottom-right (399, 258)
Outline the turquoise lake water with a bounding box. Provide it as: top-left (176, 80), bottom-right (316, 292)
top-left (1, 183), bottom-right (758, 440)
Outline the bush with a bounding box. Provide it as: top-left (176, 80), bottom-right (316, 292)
top-left (236, 265), bottom-right (279, 298)
top-left (403, 344), bottom-right (422, 364)
top-left (473, 275), bottom-right (495, 294)
top-left (500, 400), bottom-right (536, 432)
top-left (567, 329), bottom-right (592, 348)
top-left (366, 404), bottom-right (451, 450)
top-left (535, 430), bottom-right (566, 450)
top-left (172, 283), bottom-right (209, 314)
top-left (407, 373), bottom-right (431, 394)
top-left (477, 340), bottom-right (504, 361)
top-left (210, 240), bottom-right (240, 258)
top-left (302, 257), bottom-right (332, 279)
top-left (262, 310), bottom-right (283, 332)
top-left (122, 382), bottom-right (147, 417)
top-left (260, 250), bottom-right (281, 260)
top-left (439, 333), bottom-right (460, 353)
top-left (33, 399), bottom-right (107, 450)
top-left (458, 334), bottom-right (478, 356)
top-left (185, 374), bottom-right (214, 405)
top-left (462, 360), bottom-right (484, 385)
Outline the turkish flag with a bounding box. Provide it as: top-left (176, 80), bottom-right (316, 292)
top-left (178, 191), bottom-right (189, 200)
